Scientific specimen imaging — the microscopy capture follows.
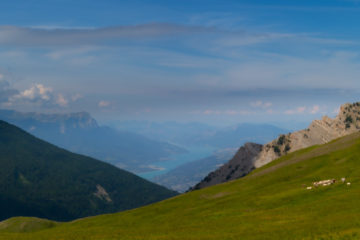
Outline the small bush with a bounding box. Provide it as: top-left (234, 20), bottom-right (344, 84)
top-left (285, 144), bottom-right (291, 152)
top-left (277, 135), bottom-right (286, 145)
top-left (273, 145), bottom-right (281, 154)
top-left (345, 115), bottom-right (353, 123)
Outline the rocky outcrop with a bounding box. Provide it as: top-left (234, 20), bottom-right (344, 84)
top-left (94, 184), bottom-right (112, 203)
top-left (190, 143), bottom-right (262, 190)
top-left (192, 102), bottom-right (360, 190)
top-left (254, 102), bottom-right (360, 168)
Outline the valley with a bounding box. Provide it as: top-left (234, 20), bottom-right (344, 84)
top-left (139, 145), bottom-right (217, 180)
top-left (0, 2), bottom-right (358, 238)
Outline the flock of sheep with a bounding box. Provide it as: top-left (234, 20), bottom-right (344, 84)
top-left (306, 178), bottom-right (351, 190)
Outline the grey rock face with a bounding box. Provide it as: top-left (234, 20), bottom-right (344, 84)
top-left (191, 143), bottom-right (262, 190)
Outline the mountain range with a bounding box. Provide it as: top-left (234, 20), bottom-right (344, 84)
top-left (115, 121), bottom-right (288, 148)
top-left (0, 109), bottom-right (185, 173)
top-left (0, 120), bottom-right (176, 221)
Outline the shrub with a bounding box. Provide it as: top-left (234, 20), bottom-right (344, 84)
top-left (273, 145), bottom-right (281, 154)
top-left (345, 115), bottom-right (353, 123)
top-left (285, 144), bottom-right (291, 152)
top-left (277, 135), bottom-right (286, 145)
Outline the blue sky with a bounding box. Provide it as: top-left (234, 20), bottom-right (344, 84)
top-left (1, 0), bottom-right (360, 126)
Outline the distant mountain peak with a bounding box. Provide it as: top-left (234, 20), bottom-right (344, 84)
top-left (0, 108), bottom-right (186, 173)
top-left (0, 109), bottom-right (98, 129)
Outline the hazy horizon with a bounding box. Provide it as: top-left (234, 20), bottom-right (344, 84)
top-left (1, 0), bottom-right (360, 127)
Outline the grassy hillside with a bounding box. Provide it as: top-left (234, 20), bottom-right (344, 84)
top-left (1, 132), bottom-right (360, 239)
top-left (0, 217), bottom-right (58, 233)
top-left (0, 120), bottom-right (177, 221)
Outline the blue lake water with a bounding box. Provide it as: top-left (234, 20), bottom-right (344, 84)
top-left (139, 146), bottom-right (216, 180)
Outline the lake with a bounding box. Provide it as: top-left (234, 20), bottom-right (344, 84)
top-left (139, 146), bottom-right (216, 180)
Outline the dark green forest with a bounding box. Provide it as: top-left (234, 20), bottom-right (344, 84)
top-left (0, 120), bottom-right (177, 221)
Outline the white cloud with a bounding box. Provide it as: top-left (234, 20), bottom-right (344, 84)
top-left (14, 84), bottom-right (52, 101)
top-left (69, 56), bottom-right (96, 66)
top-left (98, 100), bottom-right (110, 107)
top-left (285, 106), bottom-right (306, 115)
top-left (0, 24), bottom-right (340, 49)
top-left (71, 94), bottom-right (82, 102)
top-left (266, 109), bottom-right (274, 114)
top-left (250, 101), bottom-right (262, 107)
top-left (333, 107), bottom-right (340, 114)
top-left (56, 94), bottom-right (68, 107)
top-left (46, 47), bottom-right (99, 60)
top-left (215, 32), bottom-right (295, 47)
top-left (0, 51), bottom-right (27, 58)
top-left (310, 105), bottom-right (320, 114)
top-left (285, 105), bottom-right (320, 115)
top-left (4, 83), bottom-right (75, 109)
top-left (201, 109), bottom-right (252, 115)
top-left (224, 110), bottom-right (238, 115)
top-left (203, 109), bottom-right (221, 115)
top-left (0, 24), bottom-right (226, 47)
top-left (0, 77), bottom-right (9, 90)
top-left (250, 100), bottom-right (272, 108)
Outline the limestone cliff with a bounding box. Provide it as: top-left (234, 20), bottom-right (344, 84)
top-left (192, 102), bottom-right (360, 190)
top-left (254, 102), bottom-right (360, 168)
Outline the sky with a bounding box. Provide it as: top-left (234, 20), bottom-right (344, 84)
top-left (1, 0), bottom-right (360, 127)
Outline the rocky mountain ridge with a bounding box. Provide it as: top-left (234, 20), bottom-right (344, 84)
top-left (255, 102), bottom-right (360, 168)
top-left (0, 110), bottom-right (98, 133)
top-left (192, 102), bottom-right (360, 190)
top-left (0, 109), bottom-right (185, 173)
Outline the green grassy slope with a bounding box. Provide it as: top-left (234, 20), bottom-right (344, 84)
top-left (2, 132), bottom-right (360, 239)
top-left (0, 217), bottom-right (58, 233)
top-left (0, 120), bottom-right (177, 221)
